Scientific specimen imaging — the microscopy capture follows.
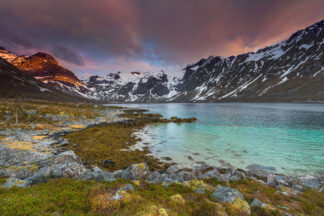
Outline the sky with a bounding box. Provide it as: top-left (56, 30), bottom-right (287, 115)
top-left (0, 0), bottom-right (323, 77)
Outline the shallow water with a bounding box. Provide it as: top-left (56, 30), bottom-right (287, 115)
top-left (113, 103), bottom-right (324, 176)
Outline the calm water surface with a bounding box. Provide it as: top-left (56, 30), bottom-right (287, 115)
top-left (114, 103), bottom-right (324, 176)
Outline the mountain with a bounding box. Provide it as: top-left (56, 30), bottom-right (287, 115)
top-left (0, 57), bottom-right (85, 101)
top-left (0, 48), bottom-right (93, 99)
top-left (86, 19), bottom-right (324, 103)
top-left (86, 71), bottom-right (180, 102)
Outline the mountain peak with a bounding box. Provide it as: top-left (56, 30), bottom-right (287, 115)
top-left (26, 52), bottom-right (58, 65)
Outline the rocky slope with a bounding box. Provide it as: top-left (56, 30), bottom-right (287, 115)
top-left (86, 19), bottom-right (324, 103)
top-left (0, 48), bottom-right (93, 99)
top-left (0, 57), bottom-right (86, 101)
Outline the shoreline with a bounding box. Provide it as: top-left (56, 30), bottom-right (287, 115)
top-left (0, 101), bottom-right (322, 190)
top-left (0, 100), bottom-right (323, 215)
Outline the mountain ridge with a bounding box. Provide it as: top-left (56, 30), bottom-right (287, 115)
top-left (86, 19), bottom-right (324, 102)
top-left (1, 19), bottom-right (323, 102)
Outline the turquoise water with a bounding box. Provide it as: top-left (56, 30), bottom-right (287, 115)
top-left (115, 103), bottom-right (324, 176)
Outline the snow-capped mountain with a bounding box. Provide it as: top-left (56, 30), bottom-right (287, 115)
top-left (86, 70), bottom-right (181, 102)
top-left (0, 48), bottom-right (94, 99)
top-left (1, 19), bottom-right (323, 102)
top-left (86, 19), bottom-right (324, 102)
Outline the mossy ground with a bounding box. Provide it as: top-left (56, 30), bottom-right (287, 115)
top-left (205, 178), bottom-right (324, 216)
top-left (65, 109), bottom-right (176, 171)
top-left (0, 99), bottom-right (118, 130)
top-left (0, 178), bottom-right (323, 216)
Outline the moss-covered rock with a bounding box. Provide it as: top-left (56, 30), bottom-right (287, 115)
top-left (226, 198), bottom-right (251, 216)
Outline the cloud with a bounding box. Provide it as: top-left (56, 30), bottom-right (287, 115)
top-left (0, 0), bottom-right (323, 74)
top-left (51, 46), bottom-right (85, 66)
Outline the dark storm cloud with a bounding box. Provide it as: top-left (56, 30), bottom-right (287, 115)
top-left (0, 0), bottom-right (323, 73)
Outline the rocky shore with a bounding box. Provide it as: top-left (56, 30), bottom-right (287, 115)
top-left (0, 100), bottom-right (323, 215)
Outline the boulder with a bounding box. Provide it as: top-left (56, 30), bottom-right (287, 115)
top-left (267, 174), bottom-right (291, 187)
top-left (250, 198), bottom-right (267, 208)
top-left (102, 160), bottom-right (116, 167)
top-left (292, 184), bottom-right (305, 192)
top-left (177, 171), bottom-right (196, 181)
top-left (230, 169), bottom-right (247, 181)
top-left (247, 164), bottom-right (276, 181)
top-left (211, 186), bottom-right (244, 203)
top-left (2, 177), bottom-right (30, 188)
top-left (166, 165), bottom-right (179, 174)
top-left (227, 198), bottom-right (251, 216)
top-left (201, 169), bottom-right (221, 179)
top-left (146, 171), bottom-right (163, 183)
top-left (122, 163), bottom-right (149, 180)
top-left (298, 175), bottom-right (320, 189)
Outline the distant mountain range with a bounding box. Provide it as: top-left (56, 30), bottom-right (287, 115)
top-left (0, 19), bottom-right (323, 102)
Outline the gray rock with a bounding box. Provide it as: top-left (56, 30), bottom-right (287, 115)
top-left (177, 171), bottom-right (195, 181)
top-left (122, 163), bottom-right (149, 180)
top-left (112, 170), bottom-right (124, 179)
top-left (123, 183), bottom-right (135, 192)
top-left (292, 184), bottom-right (305, 192)
top-left (25, 110), bottom-right (37, 115)
top-left (56, 151), bottom-right (78, 161)
top-left (211, 185), bottom-right (244, 203)
top-left (219, 174), bottom-right (230, 182)
top-left (102, 160), bottom-right (115, 167)
top-left (146, 171), bottom-right (163, 183)
top-left (201, 169), bottom-right (221, 179)
top-left (298, 175), bottom-right (320, 189)
top-left (248, 164), bottom-right (276, 181)
top-left (250, 198), bottom-right (267, 208)
top-left (9, 167), bottom-right (35, 179)
top-left (231, 169), bottom-right (247, 180)
top-left (268, 174), bottom-right (291, 187)
top-left (2, 177), bottom-right (30, 188)
top-left (111, 184), bottom-right (135, 201)
top-left (166, 165), bottom-right (179, 174)
top-left (319, 186), bottom-right (324, 192)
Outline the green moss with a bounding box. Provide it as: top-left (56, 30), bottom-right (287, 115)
top-left (0, 177), bottom-right (323, 216)
top-left (0, 100), bottom-right (117, 130)
top-left (65, 111), bottom-right (173, 171)
top-left (0, 177), bottom-right (8, 185)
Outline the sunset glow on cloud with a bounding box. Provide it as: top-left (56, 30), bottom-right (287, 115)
top-left (0, 0), bottom-right (323, 76)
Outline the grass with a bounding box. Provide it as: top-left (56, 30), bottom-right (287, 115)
top-left (1, 178), bottom-right (322, 216)
top-left (205, 178), bottom-right (324, 215)
top-left (0, 99), bottom-right (113, 130)
top-left (0, 178), bottom-right (226, 216)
